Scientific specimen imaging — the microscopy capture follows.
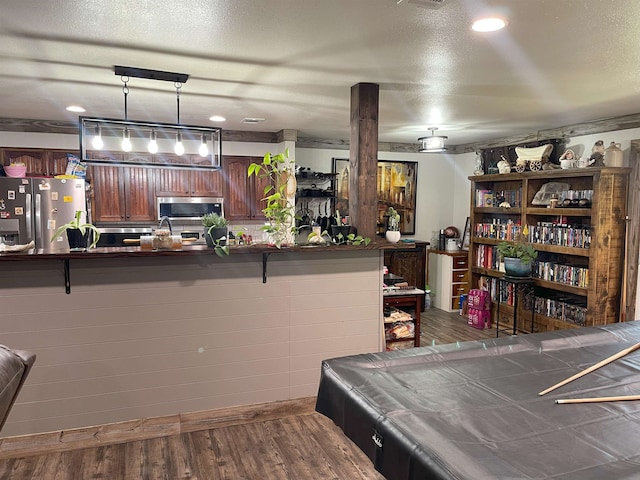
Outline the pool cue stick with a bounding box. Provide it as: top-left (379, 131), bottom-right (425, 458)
top-left (556, 394), bottom-right (640, 404)
top-left (538, 342), bottom-right (640, 396)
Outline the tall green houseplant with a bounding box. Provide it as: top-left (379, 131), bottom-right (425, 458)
top-left (247, 148), bottom-right (297, 248)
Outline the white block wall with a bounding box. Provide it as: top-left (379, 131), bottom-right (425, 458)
top-left (0, 250), bottom-right (383, 436)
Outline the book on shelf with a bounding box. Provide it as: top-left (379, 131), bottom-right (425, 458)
top-left (528, 222), bottom-right (591, 248)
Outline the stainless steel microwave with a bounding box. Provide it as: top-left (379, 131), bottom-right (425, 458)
top-left (157, 197), bottom-right (224, 222)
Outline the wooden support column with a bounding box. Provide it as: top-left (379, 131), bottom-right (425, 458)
top-left (349, 83), bottom-right (379, 239)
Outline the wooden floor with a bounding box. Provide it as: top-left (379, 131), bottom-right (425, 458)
top-left (420, 306), bottom-right (495, 346)
top-left (0, 308), bottom-right (481, 480)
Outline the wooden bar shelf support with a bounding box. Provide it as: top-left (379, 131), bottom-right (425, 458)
top-left (262, 252), bottom-right (270, 283)
top-left (64, 259), bottom-right (71, 294)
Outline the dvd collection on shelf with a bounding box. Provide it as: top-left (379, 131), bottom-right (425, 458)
top-left (474, 189), bottom-right (522, 208)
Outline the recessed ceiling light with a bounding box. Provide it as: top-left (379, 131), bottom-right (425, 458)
top-left (209, 115), bottom-right (226, 122)
top-left (472, 17), bottom-right (507, 32)
top-left (66, 105), bottom-right (86, 113)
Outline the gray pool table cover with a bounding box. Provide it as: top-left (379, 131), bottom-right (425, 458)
top-left (315, 321), bottom-right (640, 479)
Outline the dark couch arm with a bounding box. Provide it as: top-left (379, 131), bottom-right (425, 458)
top-left (0, 345), bottom-right (36, 433)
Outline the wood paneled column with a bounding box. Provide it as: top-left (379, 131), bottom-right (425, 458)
top-left (349, 83), bottom-right (379, 239)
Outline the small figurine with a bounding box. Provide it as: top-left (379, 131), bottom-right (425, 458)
top-left (473, 151), bottom-right (485, 176)
top-left (559, 149), bottom-right (576, 169)
top-left (589, 140), bottom-right (605, 167)
top-left (497, 155), bottom-right (511, 174)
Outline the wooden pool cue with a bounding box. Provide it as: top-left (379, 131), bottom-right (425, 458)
top-left (538, 342), bottom-right (640, 396)
top-left (556, 394), bottom-right (640, 404)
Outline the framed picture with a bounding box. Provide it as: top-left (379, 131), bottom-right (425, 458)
top-left (460, 216), bottom-right (471, 250)
top-left (332, 158), bottom-right (418, 235)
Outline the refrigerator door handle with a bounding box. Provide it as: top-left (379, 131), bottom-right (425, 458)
top-left (34, 193), bottom-right (42, 248)
top-left (25, 193), bottom-right (32, 240)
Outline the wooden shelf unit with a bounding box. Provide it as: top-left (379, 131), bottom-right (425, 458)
top-left (383, 290), bottom-right (423, 350)
top-left (468, 168), bottom-right (629, 332)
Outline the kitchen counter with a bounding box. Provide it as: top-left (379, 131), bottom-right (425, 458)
top-left (0, 242), bottom-right (389, 437)
top-left (0, 240), bottom-right (412, 261)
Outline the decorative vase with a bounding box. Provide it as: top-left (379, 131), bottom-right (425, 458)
top-left (205, 227), bottom-right (227, 248)
top-left (66, 229), bottom-right (90, 251)
top-left (385, 230), bottom-right (401, 243)
top-left (503, 257), bottom-right (532, 277)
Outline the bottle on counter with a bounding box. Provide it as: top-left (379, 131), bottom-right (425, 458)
top-left (438, 229), bottom-right (446, 250)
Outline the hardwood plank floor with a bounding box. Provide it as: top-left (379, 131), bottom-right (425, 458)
top-left (0, 310), bottom-right (482, 480)
top-left (0, 412), bottom-right (384, 480)
top-left (420, 306), bottom-right (495, 346)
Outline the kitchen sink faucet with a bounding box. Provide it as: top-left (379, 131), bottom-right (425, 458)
top-left (157, 216), bottom-right (173, 234)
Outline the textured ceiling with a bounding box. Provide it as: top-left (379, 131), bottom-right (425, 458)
top-left (1, 0), bottom-right (639, 148)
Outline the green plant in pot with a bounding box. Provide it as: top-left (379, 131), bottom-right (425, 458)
top-left (201, 212), bottom-right (229, 257)
top-left (496, 237), bottom-right (538, 277)
top-left (385, 206), bottom-right (401, 243)
top-left (50, 210), bottom-right (101, 251)
top-left (248, 148), bottom-right (297, 248)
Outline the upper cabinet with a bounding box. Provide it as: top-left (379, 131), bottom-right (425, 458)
top-left (222, 156), bottom-right (269, 221)
top-left (155, 154), bottom-right (222, 197)
top-left (87, 152), bottom-right (156, 223)
top-left (156, 168), bottom-right (222, 197)
top-left (2, 148), bottom-right (77, 177)
top-left (468, 168), bottom-right (630, 332)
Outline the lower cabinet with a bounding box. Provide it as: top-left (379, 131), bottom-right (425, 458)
top-left (383, 290), bottom-right (423, 350)
top-left (428, 249), bottom-right (470, 312)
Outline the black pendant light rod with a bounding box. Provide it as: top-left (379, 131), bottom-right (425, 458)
top-left (175, 82), bottom-right (181, 125)
top-left (114, 65), bottom-right (189, 84)
top-left (121, 76), bottom-right (129, 121)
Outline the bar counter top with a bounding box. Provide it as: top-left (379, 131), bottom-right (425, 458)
top-left (0, 239), bottom-right (415, 261)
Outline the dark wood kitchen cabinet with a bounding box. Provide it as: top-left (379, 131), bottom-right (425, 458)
top-left (89, 164), bottom-right (155, 223)
top-left (156, 166), bottom-right (222, 197)
top-left (222, 156), bottom-right (270, 221)
top-left (2, 148), bottom-right (76, 177)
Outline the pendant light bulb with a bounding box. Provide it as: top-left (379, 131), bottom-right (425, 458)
top-left (174, 131), bottom-right (184, 156)
top-left (148, 130), bottom-right (158, 154)
top-left (198, 134), bottom-right (209, 157)
top-left (92, 126), bottom-right (104, 150)
top-left (121, 128), bottom-right (132, 152)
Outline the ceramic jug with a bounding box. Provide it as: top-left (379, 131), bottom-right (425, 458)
top-left (604, 142), bottom-right (623, 167)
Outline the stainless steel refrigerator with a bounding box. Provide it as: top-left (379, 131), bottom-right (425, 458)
top-left (0, 177), bottom-right (87, 253)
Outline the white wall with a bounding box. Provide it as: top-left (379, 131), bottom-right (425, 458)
top-left (295, 148), bottom-right (456, 244)
top-left (0, 251), bottom-right (383, 436)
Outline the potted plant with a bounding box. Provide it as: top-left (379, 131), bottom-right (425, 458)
top-left (201, 212), bottom-right (230, 257)
top-left (202, 212), bottom-right (229, 246)
top-left (385, 206), bottom-right (401, 243)
top-left (50, 210), bottom-right (101, 251)
top-left (329, 209), bottom-right (351, 242)
top-left (248, 148), bottom-right (297, 248)
top-left (496, 238), bottom-right (538, 277)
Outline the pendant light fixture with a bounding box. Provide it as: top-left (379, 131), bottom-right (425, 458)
top-left (418, 127), bottom-right (448, 153)
top-left (174, 81), bottom-right (184, 156)
top-left (147, 130), bottom-right (158, 154)
top-left (198, 134), bottom-right (209, 157)
top-left (120, 76), bottom-right (132, 152)
top-left (91, 125), bottom-right (104, 150)
top-left (79, 65), bottom-right (222, 169)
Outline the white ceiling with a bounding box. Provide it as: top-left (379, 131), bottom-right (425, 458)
top-left (1, 0), bottom-right (639, 148)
